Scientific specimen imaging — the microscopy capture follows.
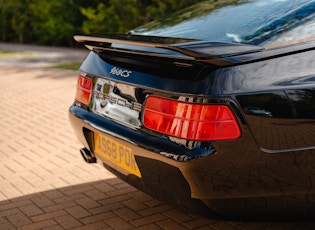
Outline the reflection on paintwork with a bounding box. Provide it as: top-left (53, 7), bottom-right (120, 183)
top-left (237, 90), bottom-right (315, 150)
top-left (132, 0), bottom-right (315, 47)
top-left (209, 50), bottom-right (315, 95)
top-left (243, 107), bottom-right (272, 117)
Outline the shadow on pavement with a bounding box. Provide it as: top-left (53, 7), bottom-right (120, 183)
top-left (1, 47), bottom-right (315, 230)
top-left (1, 177), bottom-right (315, 230)
top-left (0, 178), bottom-right (214, 230)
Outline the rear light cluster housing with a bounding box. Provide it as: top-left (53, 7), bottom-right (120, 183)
top-left (143, 96), bottom-right (241, 141)
top-left (75, 75), bottom-right (93, 105)
top-left (75, 74), bottom-right (241, 141)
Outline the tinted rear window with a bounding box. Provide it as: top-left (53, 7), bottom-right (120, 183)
top-left (132, 0), bottom-right (315, 47)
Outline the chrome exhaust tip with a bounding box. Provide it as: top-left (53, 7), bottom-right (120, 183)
top-left (80, 148), bottom-right (97, 163)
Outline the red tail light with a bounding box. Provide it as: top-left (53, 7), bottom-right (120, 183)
top-left (143, 96), bottom-right (241, 141)
top-left (75, 75), bottom-right (93, 105)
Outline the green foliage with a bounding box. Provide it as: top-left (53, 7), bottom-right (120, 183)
top-left (144, 0), bottom-right (204, 20)
top-left (28, 1), bottom-right (75, 45)
top-left (0, 0), bottom-right (204, 46)
top-left (1, 0), bottom-right (32, 43)
top-left (50, 62), bottom-right (82, 70)
top-left (80, 0), bottom-right (205, 34)
top-left (1, 0), bottom-right (83, 46)
top-left (81, 0), bottom-right (142, 34)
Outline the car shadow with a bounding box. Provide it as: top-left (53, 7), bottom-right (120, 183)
top-left (1, 178), bottom-right (315, 230)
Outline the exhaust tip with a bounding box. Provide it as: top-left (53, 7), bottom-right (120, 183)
top-left (80, 148), bottom-right (97, 163)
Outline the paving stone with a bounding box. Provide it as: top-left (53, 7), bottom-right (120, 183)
top-left (19, 204), bottom-right (44, 217)
top-left (61, 184), bottom-right (96, 197)
top-left (71, 221), bottom-right (110, 230)
top-left (106, 186), bottom-right (137, 197)
top-left (89, 202), bottom-right (124, 215)
top-left (20, 219), bottom-right (58, 230)
top-left (0, 222), bottom-right (17, 230)
top-left (98, 194), bottom-right (131, 206)
top-left (130, 214), bottom-right (167, 227)
top-left (84, 189), bottom-right (109, 201)
top-left (75, 197), bottom-right (101, 210)
top-left (30, 194), bottom-right (55, 208)
top-left (0, 49), bottom-right (315, 230)
top-left (114, 207), bottom-right (142, 221)
top-left (157, 219), bottom-right (190, 230)
top-left (65, 206), bottom-right (92, 219)
top-left (138, 204), bottom-right (172, 217)
top-left (81, 211), bottom-right (115, 225)
top-left (197, 226), bottom-right (216, 230)
top-left (163, 209), bottom-right (195, 223)
top-left (54, 214), bottom-right (83, 229)
top-left (143, 198), bottom-right (163, 208)
top-left (121, 199), bottom-right (148, 212)
top-left (93, 181), bottom-right (116, 193)
top-left (105, 216), bottom-right (135, 230)
top-left (136, 224), bottom-right (163, 230)
top-left (42, 201), bottom-right (77, 213)
top-left (6, 211), bottom-right (32, 228)
top-left (183, 218), bottom-right (215, 229)
top-left (31, 210), bottom-right (67, 223)
top-left (43, 225), bottom-right (65, 230)
top-left (132, 191), bottom-right (155, 203)
top-left (43, 190), bottom-right (65, 200)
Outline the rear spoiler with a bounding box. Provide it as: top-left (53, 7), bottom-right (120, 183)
top-left (74, 34), bottom-right (264, 67)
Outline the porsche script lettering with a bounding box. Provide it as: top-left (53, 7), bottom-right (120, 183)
top-left (110, 67), bottom-right (132, 78)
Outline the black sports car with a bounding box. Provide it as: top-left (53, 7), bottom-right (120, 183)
top-left (69, 0), bottom-right (315, 217)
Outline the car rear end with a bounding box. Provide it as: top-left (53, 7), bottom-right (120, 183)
top-left (69, 0), bottom-right (315, 218)
top-left (69, 35), bottom-right (248, 214)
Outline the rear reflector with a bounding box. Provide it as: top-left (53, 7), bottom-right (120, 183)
top-left (143, 96), bottom-right (241, 141)
top-left (75, 75), bottom-right (93, 105)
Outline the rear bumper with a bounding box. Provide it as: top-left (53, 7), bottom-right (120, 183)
top-left (69, 104), bottom-right (214, 213)
top-left (69, 104), bottom-right (315, 202)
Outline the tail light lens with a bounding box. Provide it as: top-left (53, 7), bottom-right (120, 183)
top-left (75, 75), bottom-right (93, 105)
top-left (143, 96), bottom-right (241, 141)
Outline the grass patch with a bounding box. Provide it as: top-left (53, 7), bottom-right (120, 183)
top-left (50, 62), bottom-right (81, 70)
top-left (0, 51), bottom-right (35, 57)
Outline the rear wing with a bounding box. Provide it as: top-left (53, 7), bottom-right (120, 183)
top-left (74, 34), bottom-right (264, 67)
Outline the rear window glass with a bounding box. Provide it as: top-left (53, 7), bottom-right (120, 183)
top-left (262, 17), bottom-right (315, 48)
top-left (132, 0), bottom-right (315, 48)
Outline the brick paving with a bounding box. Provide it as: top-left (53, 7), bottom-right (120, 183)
top-left (1, 46), bottom-right (315, 229)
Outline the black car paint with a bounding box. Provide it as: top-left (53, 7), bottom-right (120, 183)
top-left (69, 1), bottom-right (315, 218)
top-left (79, 39), bottom-right (315, 151)
top-left (69, 39), bottom-right (315, 216)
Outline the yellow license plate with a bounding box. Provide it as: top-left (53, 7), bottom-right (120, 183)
top-left (94, 132), bottom-right (142, 178)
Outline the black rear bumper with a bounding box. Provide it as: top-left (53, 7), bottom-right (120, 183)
top-left (69, 104), bottom-right (315, 217)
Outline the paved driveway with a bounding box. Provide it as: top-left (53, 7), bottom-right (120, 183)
top-left (0, 44), bottom-right (315, 229)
